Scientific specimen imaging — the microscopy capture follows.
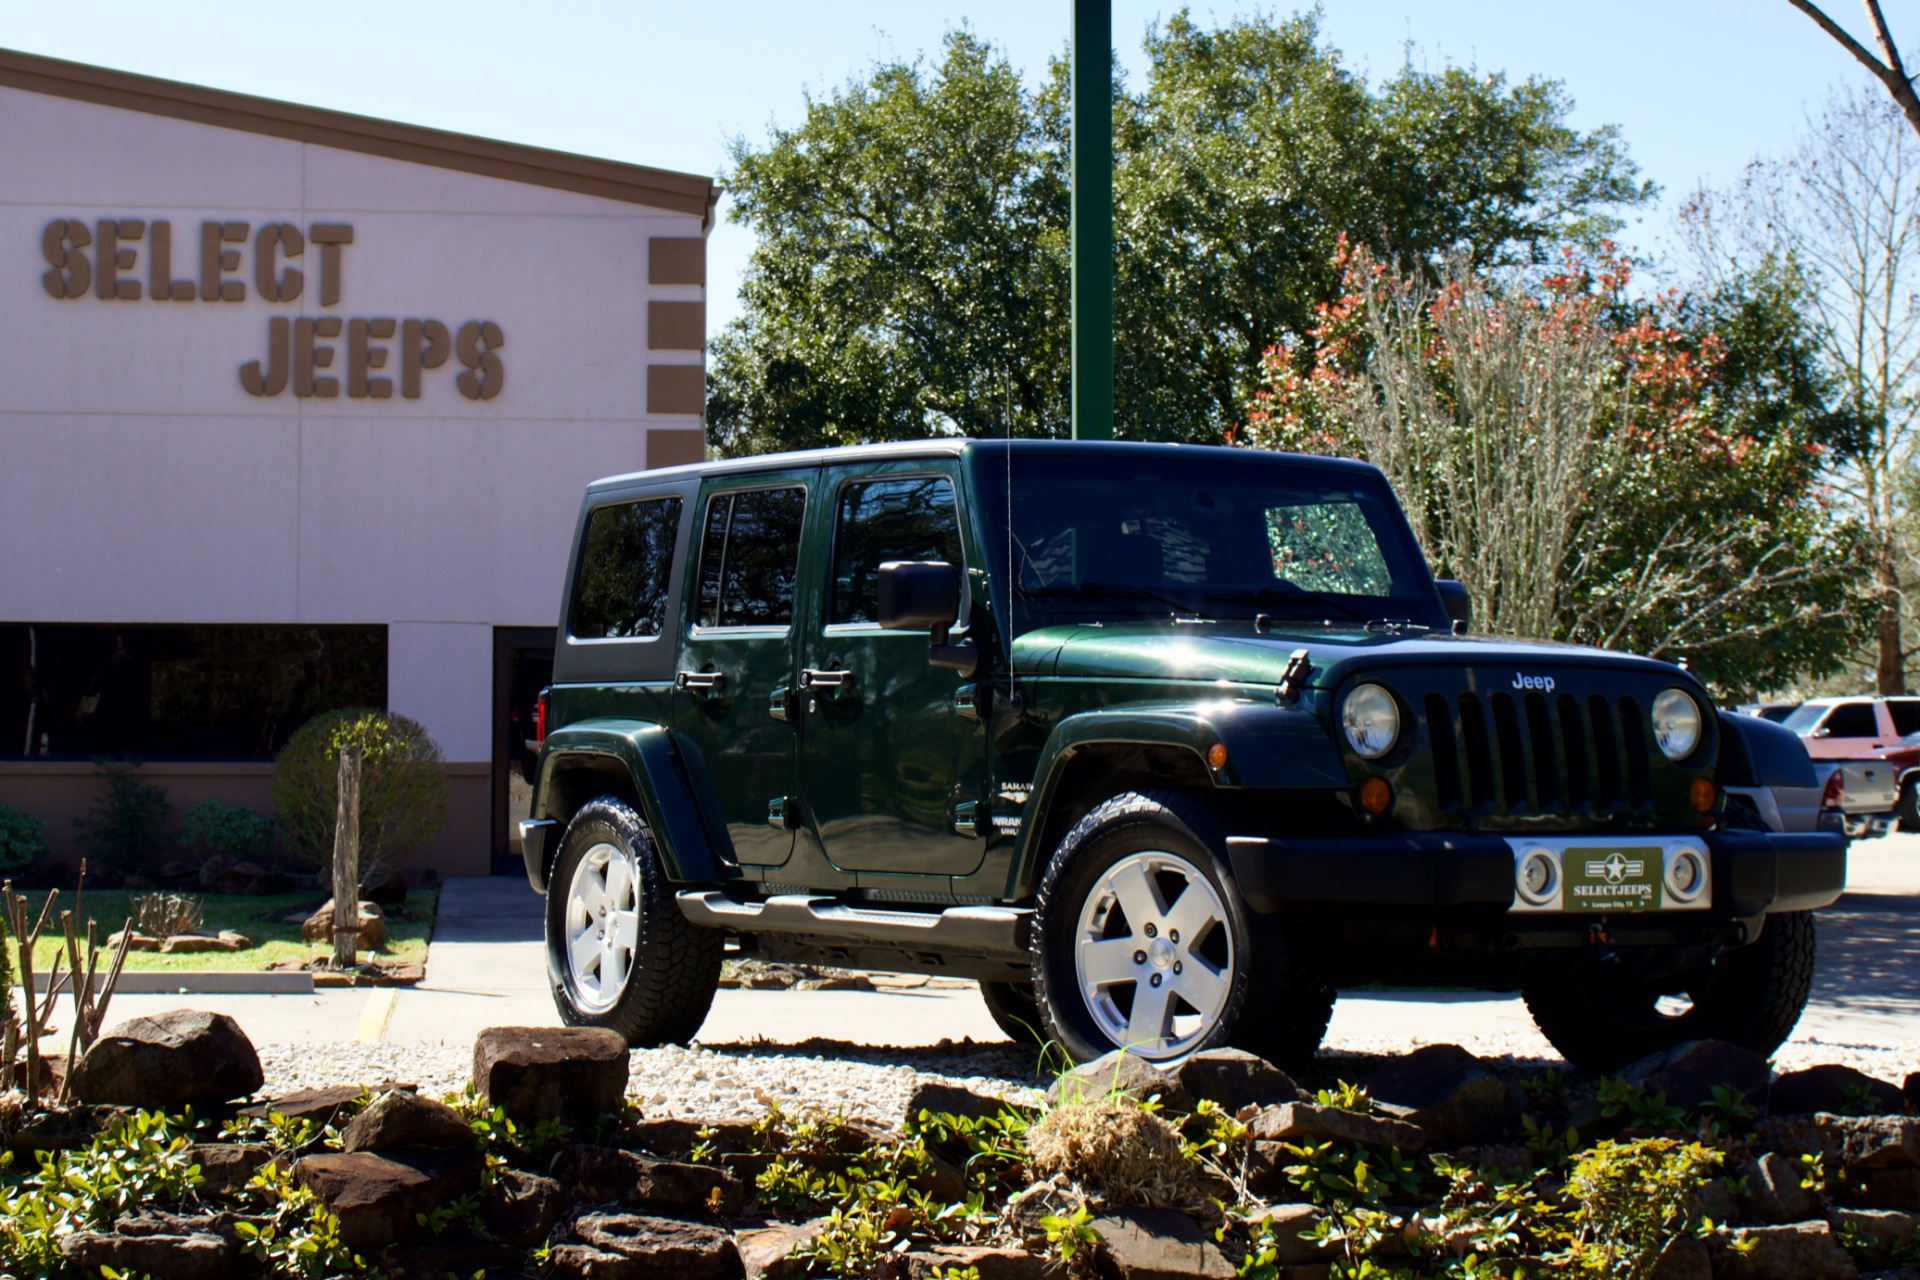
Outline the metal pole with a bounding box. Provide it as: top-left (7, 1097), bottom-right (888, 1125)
top-left (1071, 0), bottom-right (1114, 440)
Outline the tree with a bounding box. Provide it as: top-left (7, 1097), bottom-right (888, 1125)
top-left (1787, 1), bottom-right (1920, 137)
top-left (711, 12), bottom-right (1652, 452)
top-left (1681, 85), bottom-right (1920, 691)
top-left (271, 709), bottom-right (447, 889)
top-left (1237, 244), bottom-right (1863, 696)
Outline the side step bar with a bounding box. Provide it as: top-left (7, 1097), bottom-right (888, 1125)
top-left (675, 891), bottom-right (1031, 960)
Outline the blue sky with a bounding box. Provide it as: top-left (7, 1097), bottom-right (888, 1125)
top-left (3, 1), bottom-right (1889, 332)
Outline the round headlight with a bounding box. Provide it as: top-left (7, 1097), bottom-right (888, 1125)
top-left (1652, 688), bottom-right (1703, 760)
top-left (1342, 684), bottom-right (1401, 760)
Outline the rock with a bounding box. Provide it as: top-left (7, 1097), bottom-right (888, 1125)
top-left (900, 1244), bottom-right (1054, 1279)
top-left (906, 1079), bottom-right (1033, 1126)
top-left (736, 1220), bottom-right (826, 1280)
top-left (483, 1169), bottom-right (567, 1249)
top-left (389, 1239), bottom-right (524, 1280)
top-left (340, 1089), bottom-right (474, 1152)
top-left (1710, 1221), bottom-right (1858, 1280)
top-left (1003, 1179), bottom-right (1080, 1247)
top-left (1851, 1169), bottom-right (1920, 1211)
top-left (1827, 1208), bottom-right (1920, 1269)
top-left (1174, 1048), bottom-right (1302, 1113)
top-left (1246, 1102), bottom-right (1427, 1153)
top-left (1758, 1115), bottom-right (1920, 1171)
top-left (6, 1104), bottom-right (118, 1159)
top-left (1364, 1044), bottom-right (1517, 1149)
top-left (550, 1144), bottom-right (746, 1214)
top-left (1744, 1152), bottom-right (1822, 1223)
top-left (105, 929), bottom-right (162, 952)
top-left (1047, 1050), bottom-right (1190, 1111)
top-left (1618, 1040), bottom-right (1769, 1110)
top-left (71, 1009), bottom-right (263, 1108)
top-left (1246, 1203), bottom-right (1333, 1265)
top-left (1693, 1176), bottom-right (1742, 1226)
top-left (473, 1026), bottom-right (630, 1129)
top-left (60, 1230), bottom-right (231, 1280)
top-left (1089, 1208), bottom-right (1236, 1280)
top-left (1770, 1065), bottom-right (1908, 1117)
top-left (300, 898), bottom-right (387, 947)
top-left (554, 1213), bottom-right (743, 1280)
top-left (1648, 1236), bottom-right (1712, 1280)
top-left (293, 1149), bottom-right (484, 1251)
top-left (191, 1142), bottom-right (270, 1197)
top-left (114, 1210), bottom-right (236, 1240)
top-left (160, 931), bottom-right (249, 953)
top-left (622, 1117), bottom-right (759, 1159)
top-left (238, 1082), bottom-right (412, 1129)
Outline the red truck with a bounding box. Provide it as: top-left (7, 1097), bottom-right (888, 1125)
top-left (1780, 696), bottom-right (1920, 832)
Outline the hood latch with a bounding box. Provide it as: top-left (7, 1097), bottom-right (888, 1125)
top-left (1276, 648), bottom-right (1313, 705)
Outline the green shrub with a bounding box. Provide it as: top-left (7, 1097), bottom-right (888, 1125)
top-left (1561, 1137), bottom-right (1720, 1279)
top-left (271, 708), bottom-right (447, 886)
top-left (0, 805), bottom-right (47, 872)
top-left (73, 760), bottom-right (172, 872)
top-left (179, 800), bottom-right (276, 861)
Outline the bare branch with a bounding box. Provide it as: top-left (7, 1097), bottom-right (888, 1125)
top-left (1788, 1), bottom-right (1920, 137)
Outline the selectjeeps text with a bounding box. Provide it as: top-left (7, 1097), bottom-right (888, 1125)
top-left (521, 441), bottom-right (1846, 1072)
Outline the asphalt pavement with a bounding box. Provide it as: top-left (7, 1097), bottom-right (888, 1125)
top-left (31, 835), bottom-right (1920, 1061)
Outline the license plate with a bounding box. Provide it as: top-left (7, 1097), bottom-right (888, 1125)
top-left (1560, 845), bottom-right (1664, 912)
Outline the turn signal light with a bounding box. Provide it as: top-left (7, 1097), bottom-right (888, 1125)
top-left (1688, 777), bottom-right (1716, 813)
top-left (1206, 742), bottom-right (1229, 770)
top-left (535, 687), bottom-right (550, 745)
top-left (1359, 776), bottom-right (1393, 816)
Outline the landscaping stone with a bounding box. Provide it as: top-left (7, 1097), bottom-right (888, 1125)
top-left (1246, 1102), bottom-right (1426, 1153)
top-left (473, 1025), bottom-right (629, 1128)
top-left (737, 1220), bottom-right (826, 1280)
top-left (555, 1212), bottom-right (744, 1280)
top-left (1047, 1049), bottom-right (1190, 1111)
top-left (301, 897), bottom-right (387, 947)
top-left (900, 1244), bottom-right (1053, 1279)
top-left (906, 1078), bottom-right (1034, 1125)
top-left (550, 1143), bottom-right (747, 1214)
top-left (340, 1088), bottom-right (474, 1152)
top-left (1364, 1044), bottom-right (1517, 1148)
top-left (390, 1238), bottom-right (525, 1280)
top-left (159, 930), bottom-right (252, 953)
top-left (292, 1149), bottom-right (483, 1251)
top-left (1246, 1203), bottom-right (1334, 1266)
top-left (1744, 1152), bottom-right (1822, 1223)
top-left (1827, 1208), bottom-right (1920, 1269)
top-left (483, 1169), bottom-right (568, 1248)
top-left (70, 1009), bottom-right (264, 1108)
top-left (1758, 1114), bottom-right (1920, 1171)
top-left (1174, 1048), bottom-right (1302, 1112)
top-left (190, 1142), bottom-right (270, 1196)
top-left (1090, 1207), bottom-right (1237, 1280)
top-left (104, 928), bottom-right (162, 952)
top-left (1850, 1169), bottom-right (1920, 1211)
top-left (59, 1229), bottom-right (231, 1280)
top-left (238, 1081), bottom-right (413, 1129)
top-left (1769, 1065), bottom-right (1907, 1117)
top-left (1709, 1221), bottom-right (1858, 1280)
top-left (623, 1117), bottom-right (760, 1158)
top-left (5, 1104), bottom-right (117, 1158)
top-left (1648, 1236), bottom-right (1712, 1280)
top-left (1619, 1039), bottom-right (1770, 1109)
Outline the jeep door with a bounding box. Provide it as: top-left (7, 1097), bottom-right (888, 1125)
top-left (673, 470), bottom-right (815, 868)
top-left (795, 462), bottom-right (987, 875)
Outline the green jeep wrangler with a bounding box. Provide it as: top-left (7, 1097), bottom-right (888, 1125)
top-left (522, 440), bottom-right (1845, 1073)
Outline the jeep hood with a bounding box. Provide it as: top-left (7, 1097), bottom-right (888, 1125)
top-left (1008, 623), bottom-right (1687, 691)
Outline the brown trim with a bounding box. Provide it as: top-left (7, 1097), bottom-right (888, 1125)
top-left (0, 48), bottom-right (722, 226)
top-left (647, 364), bottom-right (706, 416)
top-left (648, 300), bottom-right (706, 351)
top-left (647, 428), bottom-right (708, 468)
top-left (649, 237), bottom-right (707, 285)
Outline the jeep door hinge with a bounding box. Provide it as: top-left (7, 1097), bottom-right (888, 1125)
top-left (951, 682), bottom-right (985, 722)
top-left (767, 796), bottom-right (799, 830)
top-left (1277, 648), bottom-right (1313, 704)
top-left (950, 799), bottom-right (982, 838)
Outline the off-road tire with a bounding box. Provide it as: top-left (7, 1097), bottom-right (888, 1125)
top-left (978, 981), bottom-right (1044, 1046)
top-left (1030, 789), bottom-right (1333, 1069)
top-left (1901, 780), bottom-right (1920, 832)
top-left (1523, 911), bottom-right (1817, 1075)
top-left (545, 796), bottom-right (723, 1045)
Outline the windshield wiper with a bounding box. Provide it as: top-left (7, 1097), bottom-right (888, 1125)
top-left (1205, 585), bottom-right (1377, 624)
top-left (1023, 581), bottom-right (1206, 618)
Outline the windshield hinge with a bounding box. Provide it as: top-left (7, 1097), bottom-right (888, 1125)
top-left (1277, 648), bottom-right (1313, 705)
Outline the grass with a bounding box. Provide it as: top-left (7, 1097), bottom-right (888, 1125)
top-left (11, 889), bottom-right (437, 972)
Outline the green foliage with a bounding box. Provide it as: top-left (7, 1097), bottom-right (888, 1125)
top-left (0, 1110), bottom-right (204, 1276)
top-left (1559, 1137), bottom-right (1720, 1279)
top-left (179, 800), bottom-right (276, 860)
top-left (0, 806), bottom-right (46, 873)
top-left (271, 708), bottom-right (447, 885)
top-left (73, 759), bottom-right (172, 872)
top-left (445, 1086), bottom-right (567, 1161)
top-left (907, 1106), bottom-right (1032, 1197)
top-left (1595, 1079), bottom-right (1689, 1131)
top-left (1282, 1139), bottom-right (1424, 1208)
top-left (1313, 1081), bottom-right (1374, 1114)
top-left (233, 1157), bottom-right (374, 1278)
top-left (713, 11), bottom-right (1650, 451)
top-left (1039, 1202), bottom-right (1099, 1262)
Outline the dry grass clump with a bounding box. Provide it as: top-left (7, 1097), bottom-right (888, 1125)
top-left (1026, 1099), bottom-right (1203, 1210)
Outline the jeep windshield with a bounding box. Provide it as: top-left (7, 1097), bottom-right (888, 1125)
top-left (973, 448), bottom-right (1446, 637)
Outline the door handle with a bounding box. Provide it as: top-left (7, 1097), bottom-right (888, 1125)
top-left (798, 668), bottom-right (855, 692)
top-left (676, 670), bottom-right (727, 695)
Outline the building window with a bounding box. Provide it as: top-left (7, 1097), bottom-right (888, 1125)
top-left (1, 624), bottom-right (386, 761)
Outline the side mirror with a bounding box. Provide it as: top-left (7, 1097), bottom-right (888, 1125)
top-left (877, 561), bottom-right (978, 674)
top-left (1811, 726), bottom-right (1831, 739)
top-left (1436, 579), bottom-right (1471, 634)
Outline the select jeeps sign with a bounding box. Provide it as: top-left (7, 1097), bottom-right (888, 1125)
top-left (38, 217), bottom-right (505, 401)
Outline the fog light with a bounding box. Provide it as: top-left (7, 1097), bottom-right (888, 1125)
top-left (1666, 848), bottom-right (1707, 902)
top-left (1358, 776), bottom-right (1393, 815)
top-left (1516, 848), bottom-right (1558, 906)
top-left (1207, 742), bottom-right (1229, 770)
top-left (1689, 777), bottom-right (1716, 813)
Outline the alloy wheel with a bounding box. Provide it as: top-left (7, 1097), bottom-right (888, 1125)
top-left (1072, 848), bottom-right (1233, 1059)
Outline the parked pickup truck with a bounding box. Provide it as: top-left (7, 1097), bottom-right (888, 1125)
top-left (1782, 697), bottom-right (1920, 833)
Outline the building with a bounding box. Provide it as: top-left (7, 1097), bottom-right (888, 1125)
top-left (0, 49), bottom-right (715, 876)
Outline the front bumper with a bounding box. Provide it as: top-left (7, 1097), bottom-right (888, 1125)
top-left (1224, 828), bottom-right (1847, 918)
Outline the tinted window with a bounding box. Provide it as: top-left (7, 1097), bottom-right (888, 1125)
top-left (696, 487), bottom-right (807, 628)
top-left (1265, 500), bottom-right (1393, 596)
top-left (831, 476), bottom-right (963, 624)
top-left (1823, 702), bottom-right (1879, 738)
top-left (569, 497), bottom-right (681, 639)
top-left (1889, 700), bottom-right (1920, 736)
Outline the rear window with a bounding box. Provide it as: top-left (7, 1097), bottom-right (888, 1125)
top-left (1821, 702), bottom-right (1879, 738)
top-left (1889, 700), bottom-right (1920, 736)
top-left (568, 497), bottom-right (681, 639)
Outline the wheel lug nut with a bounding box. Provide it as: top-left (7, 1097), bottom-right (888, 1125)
top-left (1173, 961), bottom-right (1183, 974)
top-left (1150, 973), bottom-right (1163, 987)
top-left (1134, 950), bottom-right (1147, 965)
top-left (1144, 923), bottom-right (1157, 938)
top-left (1169, 930), bottom-right (1179, 944)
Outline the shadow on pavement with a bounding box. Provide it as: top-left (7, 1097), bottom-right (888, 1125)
top-left (1809, 891), bottom-right (1920, 1021)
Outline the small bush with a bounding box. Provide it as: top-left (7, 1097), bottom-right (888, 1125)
top-left (1562, 1137), bottom-right (1721, 1279)
top-left (179, 800), bottom-right (276, 861)
top-left (0, 806), bottom-right (46, 873)
top-left (132, 892), bottom-right (203, 937)
top-left (73, 760), bottom-right (172, 872)
top-left (271, 709), bottom-right (448, 887)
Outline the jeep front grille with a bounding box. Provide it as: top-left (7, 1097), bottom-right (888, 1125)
top-left (1425, 690), bottom-right (1654, 817)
